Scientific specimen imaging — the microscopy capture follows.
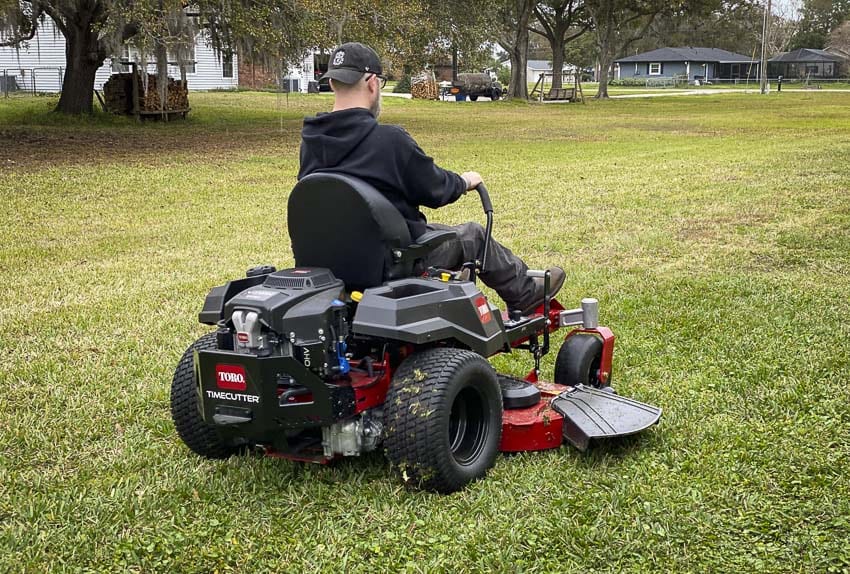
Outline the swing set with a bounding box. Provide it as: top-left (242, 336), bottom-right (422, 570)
top-left (530, 71), bottom-right (584, 103)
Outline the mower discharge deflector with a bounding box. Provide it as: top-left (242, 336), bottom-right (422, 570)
top-left (550, 385), bottom-right (662, 451)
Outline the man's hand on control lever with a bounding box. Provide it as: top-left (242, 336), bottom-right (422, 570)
top-left (460, 171), bottom-right (483, 192)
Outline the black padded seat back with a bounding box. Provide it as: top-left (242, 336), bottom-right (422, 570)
top-left (288, 173), bottom-right (413, 290)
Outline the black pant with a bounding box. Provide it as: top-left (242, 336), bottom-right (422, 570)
top-left (422, 222), bottom-right (537, 310)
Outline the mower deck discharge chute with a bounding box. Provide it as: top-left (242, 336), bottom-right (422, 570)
top-left (171, 173), bottom-right (661, 492)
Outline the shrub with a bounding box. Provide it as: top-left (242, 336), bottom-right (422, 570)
top-left (393, 75), bottom-right (411, 93)
top-left (608, 78), bottom-right (648, 87)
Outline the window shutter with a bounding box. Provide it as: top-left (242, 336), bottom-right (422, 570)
top-left (660, 63), bottom-right (664, 74)
top-left (647, 63), bottom-right (650, 75)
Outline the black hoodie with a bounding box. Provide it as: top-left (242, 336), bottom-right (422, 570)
top-left (298, 107), bottom-right (466, 239)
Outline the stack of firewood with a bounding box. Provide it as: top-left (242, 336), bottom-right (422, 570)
top-left (411, 71), bottom-right (438, 100)
top-left (141, 74), bottom-right (189, 111)
top-left (102, 72), bottom-right (190, 114)
top-left (103, 73), bottom-right (134, 114)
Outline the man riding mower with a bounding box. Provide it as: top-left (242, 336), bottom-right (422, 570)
top-left (171, 175), bottom-right (662, 493)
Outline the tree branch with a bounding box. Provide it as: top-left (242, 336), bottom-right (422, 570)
top-left (621, 12), bottom-right (658, 53)
top-left (40, 2), bottom-right (68, 36)
top-left (564, 23), bottom-right (590, 43)
top-left (532, 5), bottom-right (556, 41)
top-left (0, 4), bottom-right (42, 47)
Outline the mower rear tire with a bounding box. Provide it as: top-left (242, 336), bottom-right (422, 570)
top-left (171, 333), bottom-right (239, 459)
top-left (554, 334), bottom-right (606, 389)
top-left (384, 348), bottom-right (503, 493)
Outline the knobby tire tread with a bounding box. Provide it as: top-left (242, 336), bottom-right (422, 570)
top-left (171, 332), bottom-right (236, 459)
top-left (383, 348), bottom-right (501, 493)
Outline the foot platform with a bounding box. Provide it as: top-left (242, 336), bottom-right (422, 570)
top-left (550, 385), bottom-right (662, 451)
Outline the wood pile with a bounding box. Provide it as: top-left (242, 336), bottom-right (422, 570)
top-left (411, 71), bottom-right (438, 100)
top-left (102, 72), bottom-right (189, 115)
top-left (103, 73), bottom-right (134, 114)
top-left (141, 74), bottom-right (189, 111)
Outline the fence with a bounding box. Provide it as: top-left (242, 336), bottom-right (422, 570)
top-left (2, 67), bottom-right (65, 97)
top-left (702, 77), bottom-right (849, 86)
top-left (645, 75), bottom-right (688, 88)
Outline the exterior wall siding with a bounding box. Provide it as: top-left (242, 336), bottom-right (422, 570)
top-left (0, 20), bottom-right (238, 92)
top-left (284, 54), bottom-right (314, 93)
top-left (615, 61), bottom-right (720, 81)
top-left (617, 61), bottom-right (686, 79)
top-left (0, 18), bottom-right (67, 91)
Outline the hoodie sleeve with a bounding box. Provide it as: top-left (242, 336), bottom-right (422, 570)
top-left (392, 127), bottom-right (466, 209)
top-left (297, 141), bottom-right (309, 180)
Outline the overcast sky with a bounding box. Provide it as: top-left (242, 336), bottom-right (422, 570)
top-left (771, 0), bottom-right (802, 18)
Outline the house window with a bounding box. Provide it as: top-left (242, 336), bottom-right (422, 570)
top-left (825, 63), bottom-right (834, 76)
top-left (222, 53), bottom-right (233, 78)
top-left (649, 62), bottom-right (662, 75)
top-left (167, 44), bottom-right (196, 75)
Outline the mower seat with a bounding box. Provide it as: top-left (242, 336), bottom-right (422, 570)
top-left (288, 173), bottom-right (456, 291)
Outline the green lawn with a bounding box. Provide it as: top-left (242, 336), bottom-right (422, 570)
top-left (1, 91), bottom-right (849, 573)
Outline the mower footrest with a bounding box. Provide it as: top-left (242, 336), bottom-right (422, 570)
top-left (550, 385), bottom-right (661, 451)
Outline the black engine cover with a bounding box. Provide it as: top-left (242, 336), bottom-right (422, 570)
top-left (223, 268), bottom-right (344, 336)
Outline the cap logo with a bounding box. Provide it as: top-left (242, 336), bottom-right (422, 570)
top-left (333, 51), bottom-right (345, 66)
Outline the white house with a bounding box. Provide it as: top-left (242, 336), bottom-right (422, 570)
top-left (526, 59), bottom-right (577, 85)
top-left (0, 17), bottom-right (238, 93)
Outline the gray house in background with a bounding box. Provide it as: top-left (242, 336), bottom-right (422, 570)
top-left (614, 47), bottom-right (760, 82)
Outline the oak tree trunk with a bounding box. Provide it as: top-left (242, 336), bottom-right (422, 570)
top-left (595, 51), bottom-right (612, 98)
top-left (499, 0), bottom-right (533, 100)
top-left (551, 43), bottom-right (566, 89)
top-left (506, 41), bottom-right (529, 99)
top-left (56, 20), bottom-right (106, 114)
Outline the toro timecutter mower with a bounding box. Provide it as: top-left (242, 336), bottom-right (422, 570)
top-left (171, 174), bottom-right (661, 493)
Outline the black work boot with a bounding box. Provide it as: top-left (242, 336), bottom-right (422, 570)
top-left (519, 266), bottom-right (566, 316)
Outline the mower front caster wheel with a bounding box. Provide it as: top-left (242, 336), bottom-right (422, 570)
top-left (171, 333), bottom-right (240, 459)
top-left (554, 334), bottom-right (609, 389)
top-left (383, 348), bottom-right (503, 493)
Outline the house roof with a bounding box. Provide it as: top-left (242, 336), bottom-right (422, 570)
top-left (527, 59), bottom-right (553, 70)
top-left (769, 48), bottom-right (843, 62)
top-left (616, 47), bottom-right (757, 64)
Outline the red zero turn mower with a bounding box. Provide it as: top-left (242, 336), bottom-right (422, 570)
top-left (171, 174), bottom-right (661, 493)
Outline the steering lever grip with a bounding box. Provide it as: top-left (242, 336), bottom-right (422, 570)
top-left (475, 183), bottom-right (494, 214)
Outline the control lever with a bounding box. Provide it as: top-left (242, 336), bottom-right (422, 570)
top-left (474, 183), bottom-right (494, 273)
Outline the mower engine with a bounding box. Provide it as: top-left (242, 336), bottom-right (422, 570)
top-left (222, 268), bottom-right (350, 374)
top-left (194, 267), bottom-right (382, 459)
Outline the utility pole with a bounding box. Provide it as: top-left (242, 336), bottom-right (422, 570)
top-left (760, 0), bottom-right (772, 94)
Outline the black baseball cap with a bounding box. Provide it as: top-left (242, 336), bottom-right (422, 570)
top-left (320, 42), bottom-right (383, 84)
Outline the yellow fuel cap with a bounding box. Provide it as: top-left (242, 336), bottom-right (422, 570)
top-left (351, 291), bottom-right (363, 302)
top-left (441, 272), bottom-right (451, 282)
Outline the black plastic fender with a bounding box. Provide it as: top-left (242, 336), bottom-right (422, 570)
top-left (352, 277), bottom-right (509, 357)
